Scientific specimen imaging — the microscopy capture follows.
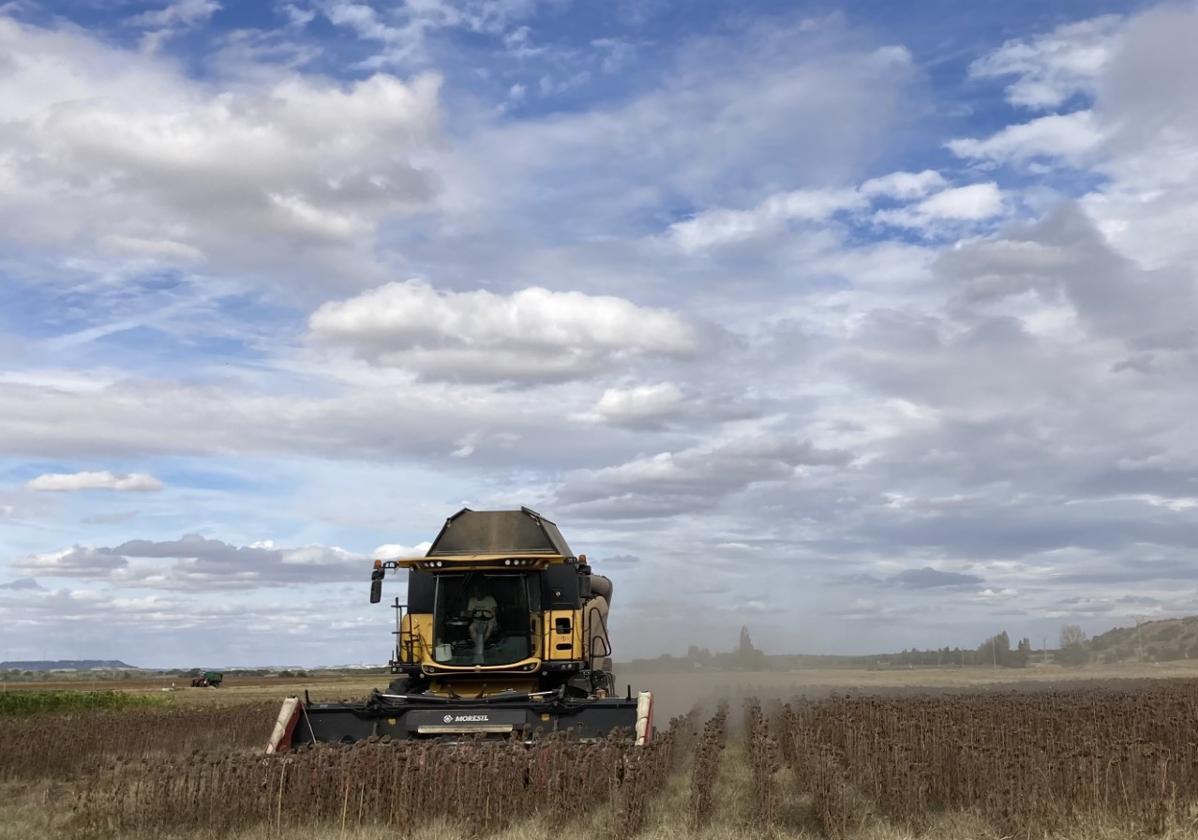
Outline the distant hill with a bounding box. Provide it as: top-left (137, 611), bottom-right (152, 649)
top-left (0, 659), bottom-right (137, 671)
top-left (1088, 616), bottom-right (1198, 664)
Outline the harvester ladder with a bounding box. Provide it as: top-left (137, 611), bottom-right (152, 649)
top-left (391, 597), bottom-right (422, 664)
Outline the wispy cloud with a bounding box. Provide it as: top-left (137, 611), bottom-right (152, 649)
top-left (27, 472), bottom-right (165, 492)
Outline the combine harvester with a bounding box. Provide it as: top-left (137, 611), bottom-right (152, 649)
top-left (268, 508), bottom-right (652, 749)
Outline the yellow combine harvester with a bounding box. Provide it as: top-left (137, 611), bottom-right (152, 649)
top-left (268, 508), bottom-right (653, 749)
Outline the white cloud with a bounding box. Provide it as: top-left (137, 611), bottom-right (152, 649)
top-left (1076, 7), bottom-right (1198, 270)
top-left (309, 280), bottom-right (700, 382)
top-left (26, 471), bottom-right (165, 492)
top-left (583, 382), bottom-right (688, 427)
top-left (0, 14), bottom-right (442, 282)
top-left (875, 183), bottom-right (1005, 231)
top-left (859, 169), bottom-right (947, 200)
top-left (918, 184), bottom-right (1005, 220)
top-left (970, 15), bottom-right (1123, 109)
top-left (668, 188), bottom-right (866, 251)
top-left (947, 111), bottom-right (1104, 164)
top-left (667, 171), bottom-right (949, 251)
top-left (373, 542), bottom-right (432, 560)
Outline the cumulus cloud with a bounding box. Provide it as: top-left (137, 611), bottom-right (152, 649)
top-left (668, 171), bottom-right (954, 251)
top-left (309, 280), bottom-right (700, 382)
top-left (670, 168), bottom-right (958, 249)
top-left (580, 383), bottom-right (689, 427)
top-left (875, 183), bottom-right (1005, 231)
top-left (936, 204), bottom-right (1196, 351)
top-left (947, 111), bottom-right (1104, 165)
top-left (970, 15), bottom-right (1123, 109)
top-left (859, 169), bottom-right (947, 200)
top-left (26, 471), bottom-right (164, 492)
top-left (668, 188), bottom-right (866, 251)
top-left (0, 14), bottom-right (442, 281)
top-left (373, 542), bottom-right (432, 560)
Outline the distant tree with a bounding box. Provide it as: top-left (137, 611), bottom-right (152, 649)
top-left (686, 645), bottom-right (714, 669)
top-left (1058, 624), bottom-right (1089, 666)
top-left (736, 625), bottom-right (765, 670)
top-left (1010, 637), bottom-right (1032, 667)
top-left (978, 631), bottom-right (1012, 666)
top-left (738, 626), bottom-right (755, 656)
top-left (1060, 625), bottom-right (1087, 648)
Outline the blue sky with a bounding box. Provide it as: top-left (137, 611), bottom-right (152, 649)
top-left (2, 0), bottom-right (1196, 666)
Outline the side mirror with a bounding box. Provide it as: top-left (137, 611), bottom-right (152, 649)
top-left (370, 568), bottom-right (384, 604)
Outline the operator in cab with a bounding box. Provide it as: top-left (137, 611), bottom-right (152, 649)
top-left (465, 578), bottom-right (499, 663)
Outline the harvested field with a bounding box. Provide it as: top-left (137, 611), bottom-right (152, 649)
top-left (6, 674), bottom-right (1198, 838)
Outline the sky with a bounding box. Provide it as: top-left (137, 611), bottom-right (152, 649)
top-left (1, 0), bottom-right (1196, 667)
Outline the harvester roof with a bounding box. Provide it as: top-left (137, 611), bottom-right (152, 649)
top-left (426, 507), bottom-right (573, 558)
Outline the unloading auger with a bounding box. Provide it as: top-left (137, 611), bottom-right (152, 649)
top-left (267, 507), bottom-right (653, 749)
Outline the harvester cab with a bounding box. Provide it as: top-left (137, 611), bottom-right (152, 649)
top-left (268, 508), bottom-right (652, 751)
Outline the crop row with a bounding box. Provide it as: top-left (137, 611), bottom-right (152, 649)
top-left (0, 702), bottom-right (276, 781)
top-left (768, 681), bottom-right (1198, 837)
top-left (72, 724), bottom-right (689, 837)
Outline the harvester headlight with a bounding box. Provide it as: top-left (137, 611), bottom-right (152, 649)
top-left (504, 559), bottom-right (511, 566)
